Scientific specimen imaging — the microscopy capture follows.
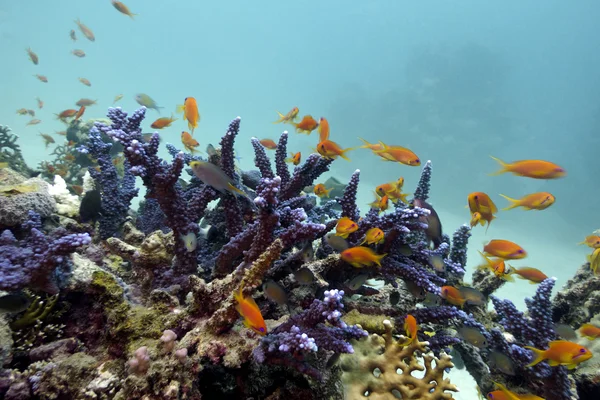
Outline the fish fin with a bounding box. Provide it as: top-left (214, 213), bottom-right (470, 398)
top-left (524, 346), bottom-right (545, 367)
top-left (566, 363), bottom-right (578, 370)
top-left (499, 194), bottom-right (519, 210)
top-left (358, 137), bottom-right (373, 148)
top-left (548, 359), bottom-right (560, 366)
top-left (176, 104), bottom-right (185, 114)
top-left (489, 155), bottom-right (509, 176)
top-left (227, 183), bottom-right (247, 198)
top-left (272, 111), bottom-right (285, 123)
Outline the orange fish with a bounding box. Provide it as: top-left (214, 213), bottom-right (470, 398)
top-left (34, 74), bottom-right (48, 83)
top-left (56, 109), bottom-right (78, 120)
top-left (72, 49), bottom-right (86, 58)
top-left (490, 156), bottom-right (566, 179)
top-left (16, 108), bottom-right (28, 115)
top-left (78, 77), bottom-right (92, 87)
top-left (26, 48), bottom-right (39, 65)
top-left (26, 119), bottom-right (41, 126)
top-left (509, 267), bottom-right (548, 284)
top-left (369, 194), bottom-right (389, 213)
top-left (579, 235), bottom-right (600, 249)
top-left (467, 192), bottom-right (497, 232)
top-left (285, 152), bottom-right (301, 165)
top-left (499, 192), bottom-right (555, 211)
top-left (112, 0), bottom-right (137, 18)
top-left (39, 133), bottom-right (55, 148)
top-left (316, 139), bottom-right (355, 160)
top-left (358, 137), bottom-right (385, 151)
top-left (176, 97), bottom-right (200, 134)
top-left (477, 251), bottom-right (514, 281)
top-left (273, 107), bottom-right (299, 124)
top-left (440, 286), bottom-right (467, 307)
top-left (233, 287), bottom-right (267, 336)
top-left (335, 217), bottom-right (358, 239)
top-left (259, 139), bottom-right (277, 150)
top-left (374, 142), bottom-right (421, 166)
top-left (487, 382), bottom-right (544, 400)
top-left (74, 106), bottom-right (85, 121)
top-left (294, 115), bottom-right (319, 135)
top-left (75, 18), bottom-right (95, 41)
top-left (313, 183), bottom-right (332, 198)
top-left (317, 117), bottom-right (330, 141)
top-left (375, 183), bottom-right (409, 204)
top-left (340, 246), bottom-right (386, 268)
top-left (588, 247), bottom-right (600, 276)
top-left (525, 340), bottom-right (592, 369)
top-left (36, 97), bottom-right (44, 109)
top-left (401, 314), bottom-right (418, 345)
top-left (64, 153), bottom-right (76, 163)
top-left (151, 115), bottom-right (176, 129)
top-left (361, 228), bottom-right (384, 245)
top-left (579, 323), bottom-right (600, 340)
top-left (71, 185), bottom-right (84, 196)
top-left (181, 131), bottom-right (200, 154)
top-left (483, 240), bottom-right (527, 260)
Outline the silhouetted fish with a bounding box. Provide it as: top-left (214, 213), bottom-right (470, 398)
top-left (413, 199), bottom-right (443, 249)
top-left (0, 292), bottom-right (31, 314)
top-left (80, 189), bottom-right (102, 223)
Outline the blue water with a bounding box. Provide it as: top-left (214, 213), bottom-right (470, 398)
top-left (1, 1), bottom-right (599, 395)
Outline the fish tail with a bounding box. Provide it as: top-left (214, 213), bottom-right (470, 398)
top-left (227, 183), bottom-right (247, 198)
top-left (375, 253), bottom-right (387, 267)
top-left (524, 346), bottom-right (545, 367)
top-left (499, 194), bottom-right (520, 210)
top-left (489, 155), bottom-right (509, 176)
top-left (176, 104), bottom-right (185, 114)
top-left (358, 137), bottom-right (373, 148)
top-left (272, 111), bottom-right (285, 123)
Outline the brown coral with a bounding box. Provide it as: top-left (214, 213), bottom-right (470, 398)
top-left (339, 320), bottom-right (458, 400)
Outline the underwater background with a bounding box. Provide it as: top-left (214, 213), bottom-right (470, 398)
top-left (1, 1), bottom-right (600, 399)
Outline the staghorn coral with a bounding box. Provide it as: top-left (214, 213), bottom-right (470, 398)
top-left (339, 319), bottom-right (458, 399)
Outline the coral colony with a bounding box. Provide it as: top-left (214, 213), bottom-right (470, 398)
top-left (0, 106), bottom-right (598, 400)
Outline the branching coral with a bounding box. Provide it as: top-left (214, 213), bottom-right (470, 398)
top-left (339, 319), bottom-right (458, 399)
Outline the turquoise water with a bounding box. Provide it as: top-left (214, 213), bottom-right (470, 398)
top-left (1, 2), bottom-right (599, 396)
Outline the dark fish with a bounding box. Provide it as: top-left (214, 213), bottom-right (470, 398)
top-left (0, 292), bottom-right (31, 313)
top-left (80, 189), bottom-right (102, 223)
top-left (413, 199), bottom-right (443, 249)
top-left (554, 323), bottom-right (577, 340)
top-left (488, 351), bottom-right (515, 375)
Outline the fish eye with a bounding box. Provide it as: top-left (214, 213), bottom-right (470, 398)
top-left (414, 159), bottom-right (420, 163)
top-left (474, 195), bottom-right (478, 199)
top-left (517, 249), bottom-right (524, 253)
top-left (580, 348), bottom-right (586, 353)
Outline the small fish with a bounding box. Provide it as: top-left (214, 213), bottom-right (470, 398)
top-left (39, 133), bottom-right (55, 148)
top-left (26, 48), bottom-right (39, 65)
top-left (176, 97), bottom-right (200, 134)
top-left (313, 183), bottom-right (332, 198)
top-left (293, 268), bottom-right (315, 285)
top-left (78, 77), bottom-right (91, 86)
top-left (340, 246), bottom-right (386, 268)
top-left (422, 292), bottom-right (442, 307)
top-left (135, 93), bottom-right (163, 113)
top-left (112, 0), bottom-right (137, 18)
top-left (69, 29), bottom-right (77, 41)
top-left (36, 97), bottom-right (44, 109)
top-left (180, 232), bottom-right (197, 253)
top-left (233, 287), bottom-right (267, 335)
top-left (361, 228), bottom-right (385, 245)
top-left (587, 247), bottom-right (600, 275)
top-left (27, 109), bottom-right (35, 117)
top-left (324, 232), bottom-right (349, 252)
top-left (413, 198), bottom-right (443, 249)
top-left (457, 326), bottom-right (488, 348)
top-left (27, 119), bottom-right (42, 126)
top-left (113, 94), bottom-right (124, 104)
top-left (374, 142), bottom-right (421, 166)
top-left (317, 117), bottom-right (330, 141)
top-left (578, 235), bottom-right (600, 249)
top-left (259, 139), bottom-right (277, 150)
top-left (404, 280), bottom-right (426, 300)
top-left (150, 115), bottom-right (177, 129)
top-left (369, 194), bottom-right (389, 213)
top-left (477, 251), bottom-right (514, 281)
top-left (189, 161), bottom-right (248, 198)
top-left (34, 74), bottom-right (48, 83)
top-left (554, 323), bottom-right (577, 340)
top-left (72, 49), bottom-right (86, 58)
top-left (401, 315), bottom-right (418, 345)
top-left (79, 189), bottom-right (102, 223)
top-left (316, 139), bottom-right (355, 160)
top-left (470, 212), bottom-right (482, 228)
top-left (335, 217), bottom-right (358, 239)
top-left (509, 267), bottom-right (548, 284)
top-left (206, 144), bottom-right (217, 156)
top-left (525, 340), bottom-right (592, 369)
top-left (56, 109), bottom-right (78, 120)
top-left (285, 152), bottom-right (301, 165)
top-left (294, 115), bottom-right (319, 135)
top-left (74, 106), bottom-right (86, 121)
top-left (441, 286), bottom-right (467, 307)
top-left (428, 254), bottom-right (446, 273)
top-left (490, 156), bottom-right (566, 179)
top-left (75, 18), bottom-right (95, 41)
top-left (458, 286), bottom-right (486, 306)
top-left (487, 382), bottom-right (544, 400)
top-left (500, 192), bottom-right (555, 211)
top-left (273, 107), bottom-right (299, 124)
top-left (467, 192), bottom-right (497, 232)
top-left (358, 137), bottom-right (385, 151)
top-left (346, 274), bottom-right (369, 290)
top-left (0, 292), bottom-right (31, 314)
top-left (488, 351), bottom-right (515, 376)
top-left (579, 323), bottom-right (600, 340)
top-left (181, 131), bottom-right (200, 154)
top-left (16, 108), bottom-right (28, 115)
top-left (263, 280), bottom-right (287, 305)
top-left (483, 239), bottom-right (527, 260)
top-left (76, 98), bottom-right (96, 107)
